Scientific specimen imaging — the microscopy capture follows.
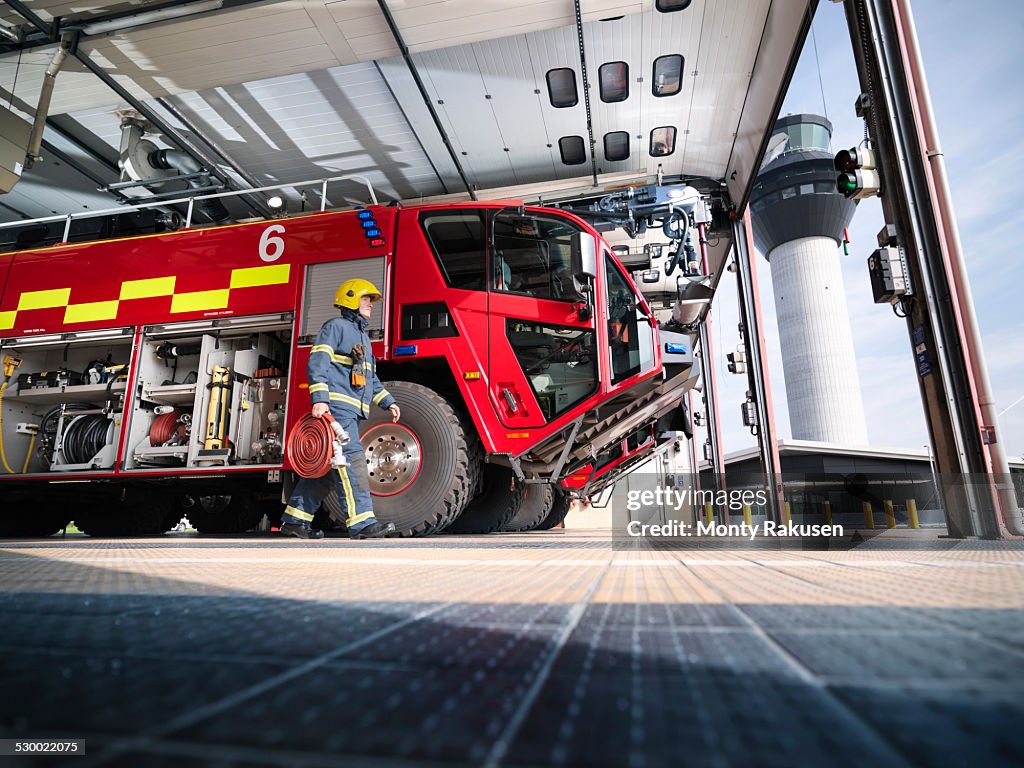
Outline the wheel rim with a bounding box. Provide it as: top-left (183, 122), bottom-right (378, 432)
top-left (363, 423), bottom-right (422, 496)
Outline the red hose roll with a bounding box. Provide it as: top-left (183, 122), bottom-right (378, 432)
top-left (150, 410), bottom-right (181, 445)
top-left (286, 412), bottom-right (337, 478)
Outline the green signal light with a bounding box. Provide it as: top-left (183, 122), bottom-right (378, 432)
top-left (837, 174), bottom-right (857, 194)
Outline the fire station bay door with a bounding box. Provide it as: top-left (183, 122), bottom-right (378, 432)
top-left (487, 210), bottom-right (598, 430)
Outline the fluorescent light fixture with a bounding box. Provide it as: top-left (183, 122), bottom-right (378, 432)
top-left (81, 0), bottom-right (224, 36)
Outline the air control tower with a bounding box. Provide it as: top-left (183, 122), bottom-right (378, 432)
top-left (749, 114), bottom-right (868, 444)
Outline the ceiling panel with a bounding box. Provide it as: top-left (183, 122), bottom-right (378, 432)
top-left (162, 62), bottom-right (446, 201)
top-left (681, 0), bottom-right (771, 179)
top-left (0, 0), bottom-right (814, 222)
top-left (521, 26), bottom-right (590, 182)
top-left (1, 1), bottom-right (652, 117)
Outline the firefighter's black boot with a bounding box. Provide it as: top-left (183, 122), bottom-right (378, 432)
top-left (349, 521), bottom-right (396, 539)
top-left (281, 522), bottom-right (325, 540)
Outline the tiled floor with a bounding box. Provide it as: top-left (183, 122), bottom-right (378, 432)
top-left (0, 529), bottom-right (1022, 767)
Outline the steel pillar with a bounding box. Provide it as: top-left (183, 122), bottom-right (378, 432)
top-left (697, 316), bottom-right (729, 523)
top-left (843, 0), bottom-right (1013, 537)
top-left (733, 216), bottom-right (784, 523)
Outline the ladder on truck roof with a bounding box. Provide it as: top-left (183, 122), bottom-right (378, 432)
top-left (0, 174), bottom-right (379, 245)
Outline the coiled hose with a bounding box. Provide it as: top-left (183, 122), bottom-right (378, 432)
top-left (150, 410), bottom-right (184, 445)
top-left (39, 403), bottom-right (93, 466)
top-left (286, 412), bottom-right (338, 478)
top-left (62, 414), bottom-right (111, 464)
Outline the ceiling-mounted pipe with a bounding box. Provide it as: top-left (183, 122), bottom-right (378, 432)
top-left (80, 0), bottom-right (223, 36)
top-left (24, 33), bottom-right (74, 170)
top-left (148, 149), bottom-right (230, 223)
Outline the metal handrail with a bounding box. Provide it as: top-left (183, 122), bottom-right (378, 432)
top-left (0, 174), bottom-right (379, 241)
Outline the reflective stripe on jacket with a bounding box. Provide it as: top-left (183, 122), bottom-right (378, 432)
top-left (307, 309), bottom-right (395, 420)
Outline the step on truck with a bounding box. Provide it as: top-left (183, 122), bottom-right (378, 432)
top-left (0, 180), bottom-right (698, 537)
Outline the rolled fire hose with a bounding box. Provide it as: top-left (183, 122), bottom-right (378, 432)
top-left (286, 412), bottom-right (348, 478)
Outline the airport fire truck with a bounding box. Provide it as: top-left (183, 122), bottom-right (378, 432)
top-left (0, 183), bottom-right (698, 537)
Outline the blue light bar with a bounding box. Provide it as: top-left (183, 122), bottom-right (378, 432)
top-left (364, 228), bottom-right (381, 237)
top-left (361, 220), bottom-right (377, 229)
top-left (357, 210), bottom-right (373, 219)
top-left (665, 342), bottom-right (687, 355)
top-left (394, 345), bottom-right (418, 356)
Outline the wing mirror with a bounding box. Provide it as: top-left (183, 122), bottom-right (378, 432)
top-left (571, 232), bottom-right (598, 280)
top-left (642, 269), bottom-right (661, 283)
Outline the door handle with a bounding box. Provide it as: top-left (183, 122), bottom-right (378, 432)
top-left (501, 388), bottom-right (518, 413)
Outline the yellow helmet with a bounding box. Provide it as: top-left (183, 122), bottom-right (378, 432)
top-left (334, 278), bottom-right (382, 310)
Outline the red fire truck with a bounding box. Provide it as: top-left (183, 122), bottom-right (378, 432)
top-left (0, 186), bottom-right (695, 537)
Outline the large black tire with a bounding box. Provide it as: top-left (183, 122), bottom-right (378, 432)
top-left (0, 493), bottom-right (71, 537)
top-left (359, 381), bottom-right (472, 536)
top-left (446, 465), bottom-right (525, 534)
top-left (534, 487), bottom-right (572, 530)
top-left (502, 483), bottom-right (554, 532)
top-left (75, 491), bottom-right (177, 536)
top-left (184, 493), bottom-right (266, 534)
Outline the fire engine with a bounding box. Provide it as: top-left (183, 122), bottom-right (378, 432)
top-left (0, 178), bottom-right (701, 537)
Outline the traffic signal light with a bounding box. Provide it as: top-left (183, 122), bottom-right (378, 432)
top-left (726, 349), bottom-right (747, 374)
top-left (834, 146), bottom-right (880, 199)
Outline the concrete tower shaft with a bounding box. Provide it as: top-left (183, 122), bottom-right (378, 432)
top-left (770, 237), bottom-right (869, 444)
top-left (750, 114), bottom-right (869, 445)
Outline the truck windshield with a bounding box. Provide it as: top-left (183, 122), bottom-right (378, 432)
top-left (492, 212), bottom-right (584, 301)
top-left (606, 252), bottom-right (655, 383)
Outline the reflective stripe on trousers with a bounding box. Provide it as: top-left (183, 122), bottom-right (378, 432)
top-left (283, 411), bottom-right (377, 530)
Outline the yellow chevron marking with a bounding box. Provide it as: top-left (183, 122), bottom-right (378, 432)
top-left (171, 289), bottom-right (230, 314)
top-left (18, 288), bottom-right (71, 311)
top-left (120, 276), bottom-right (176, 300)
top-left (64, 300), bottom-right (120, 325)
top-left (0, 311), bottom-right (15, 330)
top-left (229, 264), bottom-right (290, 289)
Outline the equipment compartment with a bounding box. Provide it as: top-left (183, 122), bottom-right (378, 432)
top-left (124, 314), bottom-right (292, 470)
top-left (0, 328), bottom-right (134, 474)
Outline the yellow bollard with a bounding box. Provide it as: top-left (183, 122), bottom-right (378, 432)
top-left (907, 498), bottom-right (920, 529)
top-left (743, 503), bottom-right (752, 527)
top-left (705, 503), bottom-right (714, 525)
top-left (884, 500), bottom-right (896, 529)
top-left (784, 501), bottom-right (791, 525)
top-left (862, 501), bottom-right (874, 529)
top-left (822, 500), bottom-right (832, 526)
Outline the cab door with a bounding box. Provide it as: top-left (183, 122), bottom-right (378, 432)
top-left (486, 210), bottom-right (598, 429)
top-left (603, 249), bottom-right (657, 392)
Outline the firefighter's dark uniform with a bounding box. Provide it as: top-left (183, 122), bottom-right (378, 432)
top-left (282, 308), bottom-right (395, 532)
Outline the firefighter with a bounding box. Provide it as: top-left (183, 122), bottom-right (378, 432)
top-left (280, 278), bottom-right (400, 539)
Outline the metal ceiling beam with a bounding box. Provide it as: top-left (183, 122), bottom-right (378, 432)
top-left (376, 0), bottom-right (476, 200)
top-left (45, 117), bottom-right (120, 175)
top-left (154, 97), bottom-right (274, 215)
top-left (40, 139), bottom-right (110, 190)
top-left (4, 2), bottom-right (195, 158)
top-left (4, 0), bottom-right (274, 218)
top-left (1, 0), bottom-right (270, 53)
top-left (573, 0), bottom-right (598, 187)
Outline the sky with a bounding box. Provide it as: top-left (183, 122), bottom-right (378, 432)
top-left (709, 0), bottom-right (1024, 461)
